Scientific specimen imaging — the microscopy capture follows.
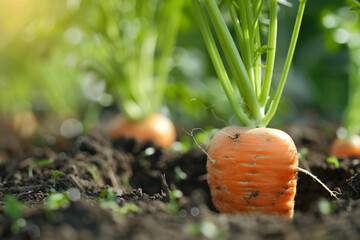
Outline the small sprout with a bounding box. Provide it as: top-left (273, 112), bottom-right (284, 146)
top-left (174, 166), bottom-right (187, 181)
top-left (50, 170), bottom-right (66, 186)
top-left (139, 147), bottom-right (156, 166)
top-left (97, 188), bottom-right (138, 215)
top-left (4, 194), bottom-right (27, 233)
top-left (116, 203), bottom-right (139, 215)
top-left (170, 189), bottom-right (183, 200)
top-left (45, 192), bottom-right (70, 220)
top-left (87, 166), bottom-right (98, 180)
top-left (188, 220), bottom-right (219, 239)
top-left (298, 148), bottom-right (309, 162)
top-left (166, 201), bottom-right (179, 215)
top-left (200, 221), bottom-right (218, 239)
top-left (327, 156), bottom-right (340, 168)
top-left (46, 192), bottom-right (70, 211)
top-left (28, 158), bottom-right (54, 178)
top-left (166, 189), bottom-right (183, 215)
top-left (97, 188), bottom-right (115, 201)
top-left (318, 198), bottom-right (336, 214)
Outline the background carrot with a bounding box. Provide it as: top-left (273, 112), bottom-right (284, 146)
top-left (108, 113), bottom-right (176, 148)
top-left (192, 0), bottom-right (308, 218)
top-left (79, 0), bottom-right (185, 147)
top-left (321, 3), bottom-right (360, 159)
top-left (330, 136), bottom-right (360, 159)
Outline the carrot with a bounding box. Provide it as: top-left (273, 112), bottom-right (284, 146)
top-left (82, 0), bottom-right (185, 147)
top-left (108, 113), bottom-right (176, 148)
top-left (192, 0), bottom-right (308, 218)
top-left (11, 111), bottom-right (38, 138)
top-left (207, 127), bottom-right (298, 218)
top-left (330, 136), bottom-right (360, 159)
top-left (323, 6), bottom-right (360, 160)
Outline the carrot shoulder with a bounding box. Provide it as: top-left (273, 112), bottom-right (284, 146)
top-left (207, 126), bottom-right (298, 218)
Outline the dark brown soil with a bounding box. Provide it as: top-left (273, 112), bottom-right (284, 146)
top-left (1, 123), bottom-right (360, 239)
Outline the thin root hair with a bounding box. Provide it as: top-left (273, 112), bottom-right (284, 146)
top-left (182, 127), bottom-right (216, 164)
top-left (297, 167), bottom-right (341, 201)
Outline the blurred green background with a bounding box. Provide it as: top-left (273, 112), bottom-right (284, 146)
top-left (0, 0), bottom-right (357, 141)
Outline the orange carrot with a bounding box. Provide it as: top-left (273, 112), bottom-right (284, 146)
top-left (192, 0), bottom-right (307, 218)
top-left (207, 127), bottom-right (298, 219)
top-left (330, 136), bottom-right (360, 159)
top-left (11, 111), bottom-right (38, 138)
top-left (108, 113), bottom-right (176, 148)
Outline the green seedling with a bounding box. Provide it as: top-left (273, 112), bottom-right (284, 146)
top-left (166, 189), bottom-right (183, 215)
top-left (97, 188), bottom-right (139, 215)
top-left (188, 220), bottom-right (220, 239)
top-left (87, 166), bottom-right (98, 180)
top-left (298, 148), bottom-right (309, 162)
top-left (174, 166), bottom-right (188, 182)
top-left (139, 147), bottom-right (156, 167)
top-left (50, 170), bottom-right (66, 186)
top-left (318, 198), bottom-right (336, 214)
top-left (97, 188), bottom-right (116, 201)
top-left (46, 192), bottom-right (70, 211)
top-left (116, 203), bottom-right (139, 215)
top-left (45, 192), bottom-right (70, 220)
top-left (327, 157), bottom-right (340, 168)
top-left (28, 158), bottom-right (54, 178)
top-left (4, 194), bottom-right (27, 233)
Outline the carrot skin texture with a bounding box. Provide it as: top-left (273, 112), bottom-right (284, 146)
top-left (207, 127), bottom-right (298, 218)
top-left (108, 113), bottom-right (176, 148)
top-left (330, 136), bottom-right (360, 159)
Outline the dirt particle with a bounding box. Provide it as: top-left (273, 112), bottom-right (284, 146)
top-left (222, 185), bottom-right (230, 194)
top-left (243, 191), bottom-right (259, 200)
top-left (229, 133), bottom-right (240, 140)
top-left (276, 192), bottom-right (284, 199)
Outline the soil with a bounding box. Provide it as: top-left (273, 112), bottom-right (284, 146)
top-left (1, 123), bottom-right (360, 239)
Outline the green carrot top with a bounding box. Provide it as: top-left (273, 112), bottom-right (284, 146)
top-left (192, 0), bottom-right (308, 127)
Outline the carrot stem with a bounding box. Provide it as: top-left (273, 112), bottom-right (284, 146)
top-left (193, 0), bottom-right (307, 127)
top-left (263, 0), bottom-right (307, 126)
top-left (259, 0), bottom-right (277, 107)
top-left (204, 0), bottom-right (263, 121)
top-left (192, 0), bottom-right (254, 127)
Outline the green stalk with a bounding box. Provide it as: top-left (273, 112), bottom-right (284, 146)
top-left (344, 46), bottom-right (360, 137)
top-left (259, 0), bottom-right (278, 107)
top-left (226, 0), bottom-right (245, 57)
top-left (262, 0), bottom-right (307, 126)
top-left (193, 0), bottom-right (307, 128)
top-left (237, 0), bottom-right (256, 87)
top-left (192, 0), bottom-right (254, 126)
top-left (204, 0), bottom-right (263, 121)
top-left (152, 0), bottom-right (186, 113)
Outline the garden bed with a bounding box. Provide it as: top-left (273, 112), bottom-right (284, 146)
top-left (1, 124), bottom-right (360, 240)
